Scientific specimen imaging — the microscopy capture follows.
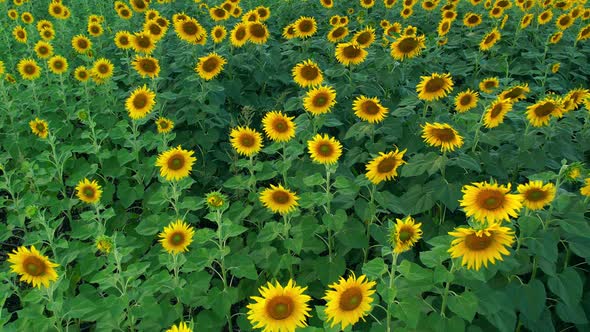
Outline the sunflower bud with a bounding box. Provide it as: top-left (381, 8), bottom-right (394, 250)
top-left (95, 235), bottom-right (113, 254)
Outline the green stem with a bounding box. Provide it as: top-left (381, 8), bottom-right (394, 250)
top-left (440, 261), bottom-right (456, 317)
top-left (283, 214), bottom-right (293, 278)
top-left (471, 107), bottom-right (486, 153)
top-left (215, 209), bottom-right (234, 332)
top-left (386, 253), bottom-right (399, 332)
top-left (325, 166), bottom-right (333, 261)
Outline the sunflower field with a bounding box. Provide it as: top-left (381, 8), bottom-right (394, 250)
top-left (1, 0), bottom-right (590, 331)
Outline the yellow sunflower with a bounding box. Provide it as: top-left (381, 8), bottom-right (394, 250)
top-left (230, 22), bottom-right (250, 47)
top-left (416, 73), bottom-right (454, 101)
top-left (353, 96), bottom-right (389, 123)
top-left (392, 216), bottom-right (423, 253)
top-left (166, 322), bottom-right (192, 332)
top-left (95, 235), bottom-right (113, 254)
top-left (283, 24), bottom-right (298, 40)
top-left (335, 42), bottom-right (368, 66)
top-left (117, 7), bottom-right (133, 19)
top-left (303, 85), bottom-right (337, 115)
top-left (327, 26), bottom-right (349, 43)
top-left (74, 66), bottom-right (90, 82)
top-left (132, 55), bottom-right (160, 78)
top-left (8, 9), bottom-right (18, 20)
top-left (389, 34), bottom-right (426, 61)
top-left (498, 84), bottom-right (530, 102)
top-left (159, 220), bottom-right (195, 255)
top-left (125, 85), bottom-right (156, 120)
top-left (520, 13), bottom-right (534, 29)
top-left (87, 23), bottom-right (103, 37)
top-left (91, 58), bottom-right (114, 82)
top-left (517, 181), bottom-right (556, 210)
top-left (143, 20), bottom-right (166, 41)
top-left (29, 117), bottom-right (49, 138)
top-left (580, 178), bottom-right (590, 197)
top-left (48, 55), bottom-right (68, 75)
top-left (308, 134), bottom-right (342, 165)
top-left (17, 58), bottom-right (41, 80)
top-left (483, 98), bottom-right (513, 128)
top-left (556, 13), bottom-right (574, 30)
top-left (438, 19), bottom-right (452, 37)
top-left (155, 146), bottom-right (197, 181)
top-left (13, 26), bottom-right (27, 43)
top-left (211, 25), bottom-right (227, 43)
top-left (454, 89), bottom-right (479, 112)
top-left (130, 0), bottom-right (149, 12)
top-left (209, 6), bottom-right (229, 21)
top-left (230, 126), bottom-right (264, 156)
top-left (353, 27), bottom-right (376, 48)
top-left (525, 95), bottom-right (564, 127)
top-left (323, 273), bottom-right (376, 329)
top-left (195, 53), bottom-right (226, 81)
top-left (262, 111), bottom-right (296, 142)
top-left (360, 0), bottom-right (376, 8)
top-left (34, 40), bottom-right (54, 59)
top-left (479, 77), bottom-right (500, 93)
top-left (8, 246), bottom-right (59, 288)
top-left (551, 63), bottom-right (560, 73)
top-left (75, 178), bottom-right (103, 204)
top-left (421, 122), bottom-right (464, 152)
top-left (365, 148), bottom-right (407, 184)
top-left (48, 2), bottom-right (65, 19)
top-left (563, 88), bottom-right (590, 111)
top-left (401, 7), bottom-right (414, 19)
top-left (247, 22), bottom-right (270, 44)
top-left (247, 280), bottom-right (312, 332)
top-left (577, 24), bottom-right (590, 42)
top-left (538, 10), bottom-right (553, 25)
top-left (479, 28), bottom-right (501, 51)
top-left (132, 32), bottom-right (156, 54)
top-left (294, 16), bottom-right (317, 38)
top-left (549, 31), bottom-right (563, 44)
top-left (292, 59), bottom-right (323, 88)
top-left (259, 184), bottom-right (300, 215)
top-left (460, 181), bottom-right (522, 223)
top-left (156, 117), bottom-right (174, 134)
top-left (114, 31), bottom-right (134, 49)
top-left (71, 35), bottom-right (92, 54)
top-left (321, 0), bottom-right (335, 8)
top-left (448, 223), bottom-right (515, 271)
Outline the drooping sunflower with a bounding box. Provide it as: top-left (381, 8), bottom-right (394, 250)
top-left (391, 216), bottom-right (423, 254)
top-left (549, 31), bottom-right (563, 44)
top-left (132, 55), bottom-right (160, 78)
top-left (303, 85), bottom-right (337, 115)
top-left (577, 24), bottom-right (590, 42)
top-left (283, 24), bottom-right (298, 39)
top-left (525, 95), bottom-right (564, 127)
top-left (34, 40), bottom-right (54, 59)
top-left (520, 13), bottom-right (534, 29)
top-left (454, 89), bottom-right (479, 112)
top-left (242, 10), bottom-right (260, 23)
top-left (247, 280), bottom-right (312, 331)
top-left (91, 58), bottom-right (114, 81)
top-left (247, 22), bottom-right (270, 44)
top-left (17, 58), bottom-right (41, 80)
top-left (156, 117), bottom-right (174, 134)
top-left (327, 26), bottom-right (349, 43)
top-left (294, 16), bottom-right (317, 38)
top-left (95, 235), bottom-right (113, 254)
top-left (75, 178), bottom-right (103, 204)
top-left (211, 25), bottom-right (227, 43)
top-left (480, 28), bottom-right (501, 51)
top-left (421, 122), bottom-right (464, 152)
top-left (437, 19), bottom-right (452, 36)
top-left (389, 34), bottom-right (426, 60)
top-left (517, 181), bottom-right (556, 210)
top-left (230, 22), bottom-right (250, 47)
top-left (29, 118), bottom-right (49, 139)
top-left (132, 32), bottom-right (157, 54)
top-left (259, 184), bottom-right (300, 215)
top-left (551, 63), bottom-right (560, 73)
top-left (353, 27), bottom-right (376, 48)
top-left (125, 85), bottom-right (156, 120)
top-left (230, 126), bottom-right (264, 156)
top-left (479, 77), bottom-right (500, 93)
top-left (13, 26), bottom-right (27, 43)
top-left (308, 134), bottom-right (342, 165)
top-left (165, 322), bottom-right (192, 332)
top-left (292, 59), bottom-right (323, 88)
top-left (74, 66), bottom-right (90, 82)
top-left (483, 98), bottom-right (513, 128)
top-left (114, 31), bottom-right (133, 49)
top-left (353, 96), bottom-right (389, 123)
top-left (499, 84), bottom-right (530, 102)
top-left (580, 178), bottom-right (590, 197)
top-left (365, 148), bottom-right (407, 184)
top-left (155, 146), bottom-right (197, 181)
top-left (563, 88), bottom-right (590, 111)
top-left (48, 55), bottom-right (68, 75)
top-left (323, 273), bottom-right (376, 330)
top-left (159, 220), bottom-right (195, 255)
top-left (335, 42), bottom-right (368, 66)
top-left (8, 246), bottom-right (59, 288)
top-left (71, 35), bottom-right (92, 54)
top-left (460, 181), bottom-right (522, 223)
top-left (195, 53), bottom-right (226, 81)
top-left (205, 191), bottom-right (228, 210)
top-left (262, 111), bottom-right (296, 142)
top-left (448, 223), bottom-right (515, 271)
top-left (416, 73), bottom-right (454, 101)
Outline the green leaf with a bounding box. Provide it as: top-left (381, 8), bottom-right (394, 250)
top-left (516, 279), bottom-right (546, 322)
top-left (448, 291), bottom-right (478, 322)
top-left (303, 173), bottom-right (325, 186)
top-left (135, 215), bottom-right (164, 236)
top-left (555, 302), bottom-right (588, 324)
top-left (226, 254), bottom-right (258, 280)
top-left (257, 222), bottom-right (282, 242)
top-left (362, 258), bottom-right (388, 280)
top-left (401, 152), bottom-right (439, 177)
top-left (548, 268), bottom-right (583, 307)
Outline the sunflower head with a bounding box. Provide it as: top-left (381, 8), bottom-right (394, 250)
top-left (8, 246), bottom-right (59, 288)
top-left (517, 181), bottom-right (556, 210)
top-left (499, 84), bottom-right (530, 102)
top-left (416, 72), bottom-right (454, 101)
top-left (18, 58), bottom-right (41, 80)
top-left (230, 22), bottom-right (250, 47)
top-left (479, 28), bottom-right (501, 51)
top-left (464, 13), bottom-right (483, 27)
top-left (484, 98), bottom-right (513, 128)
top-left (303, 85), bottom-right (337, 115)
top-left (34, 40), bottom-right (54, 59)
top-left (390, 34), bottom-right (426, 61)
top-left (125, 85), bottom-right (156, 120)
top-left (335, 42), bottom-right (368, 66)
top-left (460, 181), bottom-right (523, 223)
top-left (294, 16), bottom-right (317, 38)
top-left (365, 148), bottom-right (407, 184)
top-left (29, 118), bottom-right (49, 139)
top-left (195, 52), bottom-right (227, 81)
top-left (454, 89), bottom-right (479, 112)
top-left (327, 26), bottom-right (349, 43)
top-left (353, 96), bottom-right (389, 123)
top-left (262, 111), bottom-right (296, 142)
top-left (307, 134), bottom-right (343, 165)
top-left (259, 184), bottom-right (300, 215)
top-left (448, 223), bottom-right (515, 270)
top-left (479, 77), bottom-right (500, 93)
top-left (323, 273), bottom-right (377, 329)
top-left (114, 31), bottom-right (133, 49)
top-left (391, 216), bottom-right (423, 253)
top-left (95, 235), bottom-right (113, 254)
top-left (353, 27), bottom-right (376, 48)
top-left (155, 117), bottom-right (174, 134)
top-left (155, 146), bottom-right (197, 181)
top-left (525, 95), bottom-right (564, 127)
top-left (421, 122), bottom-right (464, 152)
top-left (91, 58), bottom-right (114, 82)
top-left (292, 59), bottom-right (323, 88)
top-left (205, 191), bottom-right (228, 211)
top-left (75, 178), bottom-right (103, 204)
top-left (165, 322), bottom-right (192, 332)
top-left (159, 220), bottom-right (195, 255)
top-left (230, 126), bottom-right (264, 156)
top-left (48, 55), bottom-right (69, 75)
top-left (132, 55), bottom-right (160, 78)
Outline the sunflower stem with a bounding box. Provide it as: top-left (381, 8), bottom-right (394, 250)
top-left (282, 143), bottom-right (288, 186)
top-left (545, 164), bottom-right (566, 229)
top-left (283, 214), bottom-right (293, 279)
top-left (325, 165), bottom-right (333, 261)
top-left (364, 184), bottom-right (377, 264)
top-left (214, 209), bottom-right (234, 332)
top-left (386, 252), bottom-right (399, 332)
top-left (169, 181), bottom-right (180, 218)
top-left (422, 102), bottom-right (429, 119)
top-left (471, 107), bottom-right (486, 153)
top-left (440, 261), bottom-right (456, 318)
top-left (58, 73), bottom-right (67, 109)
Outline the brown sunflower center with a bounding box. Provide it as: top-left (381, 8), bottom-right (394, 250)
top-left (397, 37), bottom-right (419, 53)
top-left (266, 296), bottom-right (294, 320)
top-left (90, 26), bottom-right (100, 34)
top-left (504, 88), bottom-right (525, 99)
top-left (17, 30), bottom-right (25, 38)
top-left (236, 27), bottom-right (247, 40)
top-left (78, 39), bottom-right (88, 49)
top-left (249, 23), bottom-right (266, 38)
top-left (44, 30), bottom-right (52, 38)
top-left (119, 36), bottom-right (130, 45)
top-left (441, 22), bottom-right (450, 32)
top-left (140, 59), bottom-right (157, 72)
top-left (24, 64), bottom-right (36, 75)
top-left (239, 134), bottom-right (255, 147)
top-left (133, 93), bottom-right (148, 109)
top-left (213, 8), bottom-right (226, 18)
top-left (313, 93), bottom-right (330, 107)
top-left (170, 232), bottom-right (184, 245)
top-left (534, 102), bottom-right (555, 117)
top-left (272, 119), bottom-right (289, 133)
top-left (460, 94), bottom-right (473, 105)
top-left (484, 33), bottom-right (497, 44)
top-left (136, 35), bottom-right (152, 48)
top-left (377, 157), bottom-right (397, 173)
top-left (362, 101), bottom-right (381, 115)
top-left (464, 232), bottom-right (493, 251)
top-left (133, 0), bottom-right (146, 9)
top-left (215, 29), bottom-right (223, 38)
top-left (121, 9), bottom-right (130, 17)
top-left (477, 190), bottom-right (504, 210)
top-left (342, 45), bottom-right (361, 59)
top-left (318, 143), bottom-right (333, 156)
top-left (202, 58), bottom-right (220, 73)
top-left (53, 60), bottom-right (64, 69)
top-left (98, 64), bottom-right (109, 74)
top-left (490, 103), bottom-right (504, 118)
top-left (559, 16), bottom-right (570, 26)
top-left (159, 121), bottom-right (169, 129)
top-left (398, 229), bottom-right (413, 242)
top-left (39, 46), bottom-right (49, 55)
top-left (52, 6), bottom-right (62, 14)
top-left (298, 19), bottom-right (313, 33)
top-left (339, 287), bottom-right (363, 311)
top-left (332, 27), bottom-right (346, 38)
top-left (23, 256), bottom-right (46, 276)
top-left (540, 13), bottom-right (549, 20)
top-left (168, 155), bottom-right (185, 170)
top-left (78, 71), bottom-right (88, 79)
top-left (484, 81), bottom-right (496, 89)
top-left (430, 128), bottom-right (456, 142)
top-left (526, 189), bottom-right (546, 202)
top-left (36, 123), bottom-right (46, 132)
top-left (424, 77), bottom-right (446, 93)
top-left (272, 190), bottom-right (290, 204)
top-left (468, 15), bottom-right (480, 24)
top-left (300, 65), bottom-right (319, 80)
top-left (83, 186), bottom-right (95, 198)
top-left (149, 24), bottom-right (162, 35)
top-left (356, 31), bottom-right (372, 45)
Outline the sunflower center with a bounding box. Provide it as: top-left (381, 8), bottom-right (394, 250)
top-left (399, 230), bottom-right (412, 242)
top-left (477, 190), bottom-right (504, 210)
top-left (484, 33), bottom-right (497, 44)
top-left (53, 6), bottom-right (62, 14)
top-left (78, 40), bottom-right (88, 48)
top-left (202, 58), bottom-right (219, 73)
top-left (490, 103), bottom-right (504, 118)
top-left (250, 23), bottom-right (266, 38)
top-left (362, 101), bottom-right (381, 115)
top-left (171, 232), bottom-right (184, 245)
top-left (441, 22), bottom-right (450, 32)
top-left (272, 119), bottom-right (289, 133)
top-left (468, 15), bottom-right (479, 24)
top-left (121, 9), bottom-right (130, 17)
top-left (23, 257), bottom-right (46, 276)
top-left (119, 36), bottom-right (130, 44)
top-left (465, 232), bottom-right (493, 251)
top-left (424, 77), bottom-right (445, 93)
top-left (431, 128), bottom-right (455, 142)
top-left (83, 187), bottom-right (95, 198)
top-left (133, 0), bottom-right (146, 9)
top-left (141, 60), bottom-right (156, 72)
top-left (17, 31), bottom-right (25, 38)
top-left (484, 81), bottom-right (496, 89)
top-left (133, 94), bottom-right (148, 109)
top-left (214, 8), bottom-right (226, 18)
top-left (168, 155), bottom-right (185, 170)
top-left (300, 65), bottom-right (319, 80)
top-left (356, 31), bottom-right (372, 45)
top-left (238, 133), bottom-right (255, 147)
top-left (332, 27), bottom-right (346, 38)
top-left (318, 143), bottom-right (333, 156)
top-left (149, 24), bottom-right (162, 35)
top-left (159, 121), bottom-right (169, 129)
top-left (504, 88), bottom-right (524, 99)
top-left (36, 123), bottom-right (46, 132)
top-left (78, 71), bottom-right (88, 79)
top-left (272, 190), bottom-right (290, 204)
top-left (398, 37), bottom-right (419, 53)
top-left (460, 95), bottom-right (472, 105)
top-left (236, 27), bottom-right (247, 40)
top-left (526, 189), bottom-right (546, 202)
top-left (559, 16), bottom-right (570, 25)
top-left (339, 287), bottom-right (363, 311)
top-left (377, 157), bottom-right (396, 173)
top-left (541, 13), bottom-right (549, 20)
top-left (534, 102), bottom-right (555, 117)
top-left (98, 64), bottom-right (109, 74)
top-left (54, 61), bottom-right (63, 69)
top-left (24, 64), bottom-right (36, 75)
top-left (342, 45), bottom-right (361, 58)
top-left (266, 296), bottom-right (294, 320)
top-left (299, 20), bottom-right (313, 33)
top-left (137, 35), bottom-right (152, 48)
top-left (215, 30), bottom-right (223, 38)
top-left (313, 93), bottom-right (329, 107)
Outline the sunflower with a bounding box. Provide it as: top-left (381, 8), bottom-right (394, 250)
top-left (389, 34), bottom-right (426, 60)
top-left (416, 72), bottom-right (454, 101)
top-left (117, 7), bottom-right (133, 19)
top-left (166, 322), bottom-right (192, 332)
top-left (549, 31), bottom-right (563, 44)
top-left (21, 12), bottom-right (33, 24)
top-left (442, 10), bottom-right (458, 21)
top-left (247, 22), bottom-right (270, 44)
top-left (13, 26), bottom-right (27, 43)
top-left (205, 191), bottom-right (228, 210)
top-left (323, 273), bottom-right (376, 330)
top-left (460, 181), bottom-right (522, 223)
top-left (156, 146), bottom-right (197, 181)
top-left (7, 246), bottom-right (59, 288)
top-left (132, 55), bottom-right (160, 78)
top-left (517, 181), bottom-right (556, 210)
top-left (525, 95), bottom-right (564, 127)
top-left (294, 16), bottom-right (317, 38)
top-left (339, 16), bottom-right (350, 25)
top-left (580, 178), bottom-right (590, 197)
top-left (454, 89), bottom-right (479, 112)
top-left (489, 6), bottom-right (504, 18)
top-left (353, 96), bottom-right (389, 123)
top-left (87, 23), bottom-right (103, 37)
top-left (479, 77), bottom-right (500, 93)
top-left (480, 28), bottom-right (501, 51)
top-left (18, 58), bottom-right (41, 80)
top-left (48, 55), bottom-right (68, 75)
top-left (156, 117), bottom-right (174, 134)
top-left (303, 85), bottom-right (337, 115)
top-left (230, 22), bottom-right (250, 47)
top-left (262, 111), bottom-right (296, 142)
top-left (335, 42), bottom-right (368, 66)
top-left (210, 7), bottom-right (229, 21)
top-left (421, 122), bottom-right (464, 152)
top-left (143, 20), bottom-right (166, 41)
top-left (211, 25), bottom-right (227, 43)
top-left (538, 10), bottom-right (553, 25)
top-left (34, 41), bottom-right (54, 59)
top-left (292, 59), bottom-right (323, 88)
top-left (130, 0), bottom-right (149, 12)
top-left (71, 35), bottom-right (92, 54)
top-left (353, 27), bottom-right (376, 48)
top-left (360, 0), bottom-right (376, 8)
top-left (401, 7), bottom-right (413, 19)
top-left (48, 2), bottom-right (65, 19)
top-left (556, 13), bottom-right (574, 30)
top-left (126, 85), bottom-right (156, 120)
top-left (259, 184), bottom-right (299, 215)
top-left (307, 134), bottom-right (342, 165)
top-left (132, 32), bottom-right (156, 54)
top-left (449, 223), bottom-right (515, 270)
top-left (75, 178), bottom-right (103, 204)
top-left (195, 53), bottom-right (226, 81)
top-left (483, 98), bottom-right (513, 128)
top-left (91, 58), bottom-right (114, 81)
top-left (422, 1), bottom-right (438, 11)
top-left (159, 220), bottom-right (195, 255)
top-left (384, 0), bottom-right (397, 8)
top-left (438, 19), bottom-right (452, 36)
top-left (327, 26), bottom-right (349, 43)
top-left (95, 235), bottom-right (113, 254)
top-left (392, 216), bottom-right (423, 253)
top-left (520, 13), bottom-right (533, 29)
top-left (247, 279), bottom-right (312, 332)
top-left (242, 10), bottom-right (260, 23)
top-left (114, 31), bottom-right (133, 49)
top-left (365, 148), bottom-right (407, 184)
top-left (321, 0), bottom-right (335, 8)
top-left (8, 9), bottom-right (18, 20)
top-left (283, 24), bottom-right (298, 39)
top-left (230, 126), bottom-right (264, 156)
top-left (41, 27), bottom-right (55, 41)
top-left (577, 24), bottom-right (590, 42)
top-left (29, 118), bottom-right (49, 139)
top-left (74, 66), bottom-right (90, 82)
top-left (563, 88), bottom-right (590, 111)
top-left (551, 63), bottom-right (560, 73)
top-left (498, 84), bottom-right (529, 102)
